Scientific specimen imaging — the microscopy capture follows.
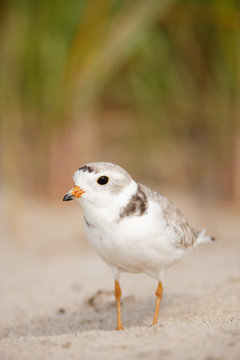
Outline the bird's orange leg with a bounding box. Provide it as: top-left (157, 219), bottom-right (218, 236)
top-left (114, 280), bottom-right (123, 330)
top-left (152, 282), bottom-right (163, 325)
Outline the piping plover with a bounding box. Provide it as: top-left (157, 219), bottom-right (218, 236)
top-left (63, 162), bottom-right (214, 330)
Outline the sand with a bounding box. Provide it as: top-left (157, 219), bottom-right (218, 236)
top-left (0, 192), bottom-right (240, 360)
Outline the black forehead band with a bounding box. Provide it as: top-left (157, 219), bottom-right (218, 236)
top-left (79, 165), bottom-right (94, 173)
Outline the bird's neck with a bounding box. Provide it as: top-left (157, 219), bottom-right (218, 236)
top-left (82, 181), bottom-right (138, 226)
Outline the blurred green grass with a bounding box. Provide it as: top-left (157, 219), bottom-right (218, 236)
top-left (0, 0), bottom-right (240, 201)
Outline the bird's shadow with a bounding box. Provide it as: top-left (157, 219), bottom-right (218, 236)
top-left (1, 290), bottom-right (193, 339)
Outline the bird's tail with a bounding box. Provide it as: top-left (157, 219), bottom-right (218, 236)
top-left (196, 228), bottom-right (215, 245)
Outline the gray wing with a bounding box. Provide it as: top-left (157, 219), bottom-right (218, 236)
top-left (140, 184), bottom-right (198, 249)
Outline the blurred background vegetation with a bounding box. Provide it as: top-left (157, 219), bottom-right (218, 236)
top-left (1, 0), bottom-right (240, 203)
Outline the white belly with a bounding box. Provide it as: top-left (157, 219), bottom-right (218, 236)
top-left (83, 212), bottom-right (185, 279)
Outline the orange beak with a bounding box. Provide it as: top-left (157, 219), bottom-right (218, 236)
top-left (62, 185), bottom-right (85, 201)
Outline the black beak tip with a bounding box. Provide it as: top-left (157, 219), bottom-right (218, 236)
top-left (62, 194), bottom-right (74, 201)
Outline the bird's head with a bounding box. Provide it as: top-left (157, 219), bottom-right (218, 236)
top-left (63, 162), bottom-right (135, 208)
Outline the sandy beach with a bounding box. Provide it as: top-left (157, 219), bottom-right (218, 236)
top-left (0, 192), bottom-right (240, 360)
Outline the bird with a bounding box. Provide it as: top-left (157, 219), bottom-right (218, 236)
top-left (63, 162), bottom-right (214, 330)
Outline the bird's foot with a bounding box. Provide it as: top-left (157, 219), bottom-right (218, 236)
top-left (116, 325), bottom-right (124, 331)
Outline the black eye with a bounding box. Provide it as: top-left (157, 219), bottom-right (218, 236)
top-left (97, 176), bottom-right (109, 185)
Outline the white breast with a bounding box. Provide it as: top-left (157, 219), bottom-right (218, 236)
top-left (83, 198), bottom-right (185, 279)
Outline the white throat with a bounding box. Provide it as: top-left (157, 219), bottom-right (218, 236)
top-left (79, 180), bottom-right (138, 227)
